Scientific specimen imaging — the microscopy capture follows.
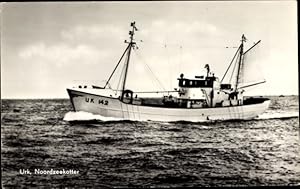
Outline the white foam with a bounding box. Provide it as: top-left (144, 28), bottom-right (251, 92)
top-left (63, 111), bottom-right (125, 122)
top-left (63, 110), bottom-right (299, 123)
top-left (256, 111), bottom-right (299, 120)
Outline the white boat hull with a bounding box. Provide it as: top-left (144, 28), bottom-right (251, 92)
top-left (67, 88), bottom-right (270, 122)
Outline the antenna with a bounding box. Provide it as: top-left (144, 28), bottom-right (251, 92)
top-left (241, 34), bottom-right (247, 43)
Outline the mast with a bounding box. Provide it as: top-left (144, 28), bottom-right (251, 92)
top-left (121, 22), bottom-right (138, 100)
top-left (235, 34), bottom-right (246, 91)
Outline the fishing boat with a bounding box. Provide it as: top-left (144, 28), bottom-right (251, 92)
top-left (67, 22), bottom-right (270, 122)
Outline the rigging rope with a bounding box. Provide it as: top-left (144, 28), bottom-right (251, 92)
top-left (229, 53), bottom-right (239, 84)
top-left (164, 43), bottom-right (172, 90)
top-left (221, 45), bottom-right (241, 83)
top-left (179, 46), bottom-right (183, 72)
top-left (133, 50), bottom-right (166, 91)
top-left (104, 45), bottom-right (130, 88)
top-left (115, 60), bottom-right (127, 95)
top-left (136, 39), bottom-right (238, 49)
top-left (131, 50), bottom-right (158, 90)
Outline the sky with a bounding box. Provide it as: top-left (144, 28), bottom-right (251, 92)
top-left (1, 1), bottom-right (298, 99)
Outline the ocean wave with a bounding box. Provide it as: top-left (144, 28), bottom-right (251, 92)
top-left (256, 111), bottom-right (299, 120)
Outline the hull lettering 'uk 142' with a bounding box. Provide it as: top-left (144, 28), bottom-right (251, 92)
top-left (85, 98), bottom-right (109, 105)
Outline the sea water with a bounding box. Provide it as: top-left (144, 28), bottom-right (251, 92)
top-left (1, 96), bottom-right (299, 187)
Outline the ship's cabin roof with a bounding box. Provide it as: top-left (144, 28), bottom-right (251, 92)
top-left (178, 76), bottom-right (216, 88)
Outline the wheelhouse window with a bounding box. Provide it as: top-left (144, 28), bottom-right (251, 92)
top-left (178, 78), bottom-right (213, 88)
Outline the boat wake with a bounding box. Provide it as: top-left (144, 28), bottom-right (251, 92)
top-left (256, 111), bottom-right (299, 120)
top-left (64, 110), bottom-right (298, 124)
top-left (63, 111), bottom-right (126, 122)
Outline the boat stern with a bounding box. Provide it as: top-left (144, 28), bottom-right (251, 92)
top-left (262, 98), bottom-right (271, 111)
